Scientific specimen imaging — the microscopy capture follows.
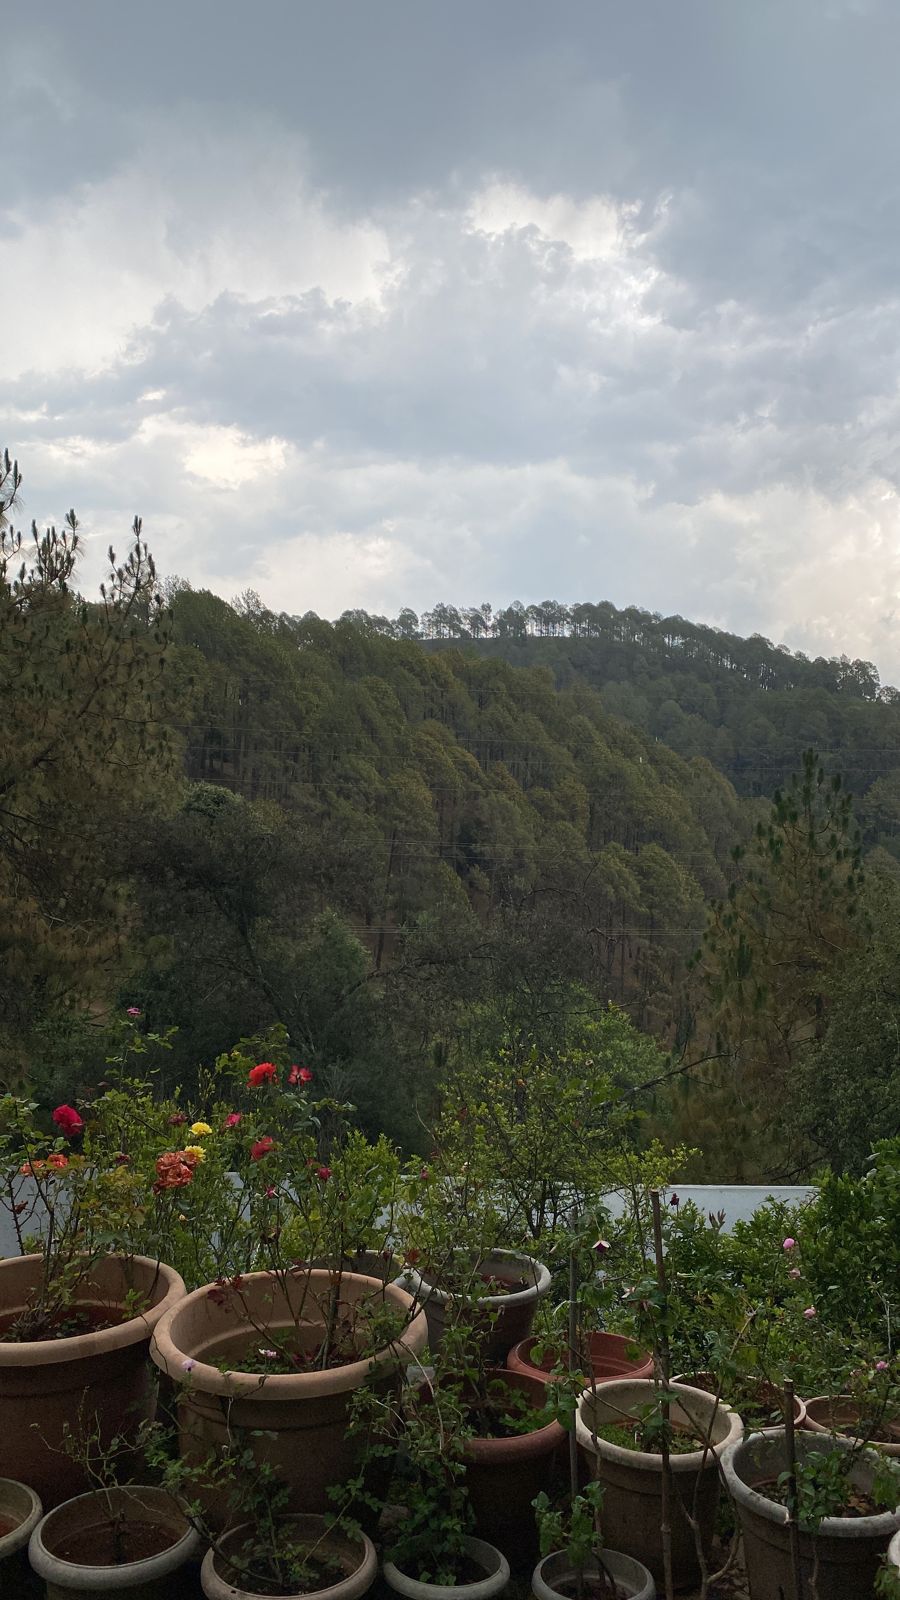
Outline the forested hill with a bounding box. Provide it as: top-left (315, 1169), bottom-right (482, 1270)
top-left (151, 586), bottom-right (744, 1081)
top-left (334, 598), bottom-right (900, 801)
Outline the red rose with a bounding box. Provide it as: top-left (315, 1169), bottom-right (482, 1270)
top-left (52, 1105), bottom-right (84, 1138)
top-left (316, 1165), bottom-right (332, 1182)
top-left (251, 1137), bottom-right (275, 1161)
top-left (288, 1064), bottom-right (313, 1086)
top-left (248, 1062), bottom-right (278, 1087)
top-left (223, 1112), bottom-right (242, 1128)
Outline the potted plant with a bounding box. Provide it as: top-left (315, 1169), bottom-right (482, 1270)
top-left (723, 1428), bottom-right (900, 1600)
top-left (28, 1485), bottom-right (202, 1599)
top-left (804, 1358), bottom-right (900, 1458)
top-left (148, 1054), bottom-right (428, 1518)
top-left (365, 1362), bottom-right (511, 1600)
top-left (575, 1378), bottom-right (742, 1590)
top-left (0, 1477), bottom-right (42, 1596)
top-left (0, 1092), bottom-right (185, 1505)
top-left (508, 1331), bottom-right (654, 1389)
top-left (532, 1481), bottom-right (655, 1600)
top-left (145, 1423), bottom-right (378, 1600)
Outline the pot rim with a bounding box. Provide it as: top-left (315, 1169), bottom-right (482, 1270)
top-left (28, 1485), bottom-right (203, 1587)
top-left (459, 1367), bottom-right (566, 1462)
top-left (804, 1394), bottom-right (900, 1455)
top-left (383, 1534), bottom-right (511, 1598)
top-left (0, 1477), bottom-right (42, 1558)
top-left (150, 1268), bottom-right (427, 1398)
top-left (401, 1249), bottom-right (551, 1311)
top-left (201, 1514), bottom-right (377, 1600)
top-left (721, 1426), bottom-right (900, 1538)
top-left (533, 1548), bottom-right (655, 1600)
top-left (575, 1378), bottom-right (742, 1473)
top-left (510, 1331), bottom-right (653, 1379)
top-left (0, 1254), bottom-right (185, 1368)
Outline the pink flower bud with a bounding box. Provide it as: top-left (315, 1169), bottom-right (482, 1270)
top-left (782, 1238), bottom-right (796, 1251)
top-left (876, 1361), bottom-right (889, 1372)
top-left (789, 1267), bottom-right (802, 1278)
top-left (803, 1306), bottom-right (816, 1319)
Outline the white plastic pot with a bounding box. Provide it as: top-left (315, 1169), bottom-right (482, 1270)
top-left (382, 1535), bottom-right (510, 1600)
top-left (532, 1548), bottom-right (656, 1600)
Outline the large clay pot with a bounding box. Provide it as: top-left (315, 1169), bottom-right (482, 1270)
top-left (200, 1514), bottom-right (377, 1600)
top-left (0, 1254), bottom-right (185, 1507)
top-left (509, 1331), bottom-right (654, 1387)
top-left (28, 1485), bottom-right (202, 1599)
top-left (382, 1535), bottom-right (510, 1600)
top-left (460, 1368), bottom-right (566, 1557)
top-left (575, 1379), bottom-right (742, 1590)
top-left (804, 1394), bottom-right (900, 1456)
top-left (401, 1249), bottom-right (551, 1361)
top-left (722, 1428), bottom-right (900, 1600)
top-left (0, 1477), bottom-right (42, 1597)
top-left (672, 1372), bottom-right (807, 1430)
top-left (532, 1548), bottom-right (656, 1600)
top-left (151, 1269), bottom-right (427, 1521)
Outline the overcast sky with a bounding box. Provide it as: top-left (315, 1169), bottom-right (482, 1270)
top-left (5, 1), bottom-right (900, 674)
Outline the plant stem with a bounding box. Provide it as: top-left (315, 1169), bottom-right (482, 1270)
top-left (784, 1378), bottom-right (804, 1600)
top-left (651, 1188), bottom-right (675, 1600)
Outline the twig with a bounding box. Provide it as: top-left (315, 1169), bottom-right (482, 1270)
top-left (784, 1379), bottom-right (804, 1600)
top-left (651, 1189), bottom-right (675, 1600)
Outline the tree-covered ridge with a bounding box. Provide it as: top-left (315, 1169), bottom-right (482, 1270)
top-left (334, 597), bottom-right (900, 799)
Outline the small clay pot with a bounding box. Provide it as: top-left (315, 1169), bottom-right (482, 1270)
top-left (510, 1331), bottom-right (654, 1387)
top-left (0, 1477), bottom-right (42, 1597)
top-left (28, 1485), bottom-right (202, 1599)
top-left (460, 1368), bottom-right (566, 1557)
top-left (804, 1394), bottom-right (900, 1457)
top-left (200, 1514), bottom-right (377, 1600)
top-left (400, 1249), bottom-right (551, 1361)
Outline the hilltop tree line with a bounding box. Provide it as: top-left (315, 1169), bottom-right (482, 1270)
top-left (331, 600), bottom-right (900, 801)
top-left (2, 454), bottom-right (898, 1177)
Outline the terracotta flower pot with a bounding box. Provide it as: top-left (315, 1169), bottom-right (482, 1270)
top-left (401, 1249), bottom-right (551, 1361)
top-left (382, 1535), bottom-right (510, 1600)
top-left (532, 1548), bottom-right (656, 1600)
top-left (0, 1477), bottom-right (42, 1597)
top-left (722, 1428), bottom-right (900, 1600)
top-left (804, 1394), bottom-right (900, 1456)
top-left (459, 1368), bottom-right (566, 1557)
top-left (0, 1253), bottom-right (185, 1507)
top-left (28, 1485), bottom-right (202, 1599)
top-left (509, 1332), bottom-right (654, 1387)
top-left (672, 1372), bottom-right (807, 1430)
top-left (575, 1378), bottom-right (742, 1590)
top-left (151, 1269), bottom-right (427, 1521)
top-left (200, 1514), bottom-right (377, 1600)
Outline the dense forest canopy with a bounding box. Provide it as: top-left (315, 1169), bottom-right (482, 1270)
top-left (2, 455), bottom-right (899, 1180)
top-left (332, 598), bottom-right (900, 800)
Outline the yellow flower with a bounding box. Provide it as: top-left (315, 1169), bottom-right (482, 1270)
top-left (190, 1121), bottom-right (213, 1137)
top-left (183, 1145), bottom-right (206, 1162)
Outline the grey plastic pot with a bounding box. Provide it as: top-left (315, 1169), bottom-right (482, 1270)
top-left (575, 1379), bottom-right (742, 1591)
top-left (532, 1549), bottom-right (655, 1600)
top-left (888, 1527), bottom-right (900, 1574)
top-left (200, 1515), bottom-right (377, 1600)
top-left (0, 1477), bottom-right (42, 1596)
top-left (28, 1485), bottom-right (203, 1599)
top-left (401, 1248), bottom-right (551, 1361)
top-left (722, 1427), bottom-right (900, 1600)
top-left (382, 1535), bottom-right (511, 1600)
